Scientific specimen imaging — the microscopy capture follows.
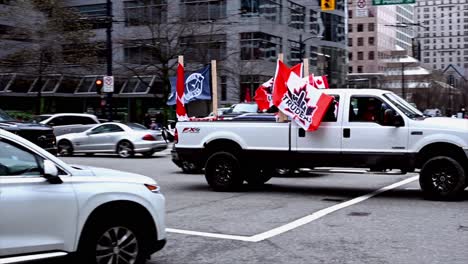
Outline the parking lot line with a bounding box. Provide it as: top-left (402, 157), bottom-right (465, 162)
top-left (167, 176), bottom-right (419, 242)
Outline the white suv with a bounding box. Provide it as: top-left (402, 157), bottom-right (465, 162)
top-left (35, 113), bottom-right (100, 136)
top-left (0, 129), bottom-right (166, 264)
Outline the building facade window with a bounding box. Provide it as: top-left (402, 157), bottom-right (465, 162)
top-left (241, 0), bottom-right (282, 23)
top-left (72, 4), bottom-right (108, 29)
top-left (357, 66), bottom-right (363, 73)
top-left (180, 34), bottom-right (227, 62)
top-left (357, 37), bottom-right (364, 46)
top-left (368, 23), bottom-right (375, 31)
top-left (358, 52), bottom-right (363, 60)
top-left (124, 0), bottom-right (167, 26)
top-left (240, 75), bottom-right (270, 102)
top-left (181, 0), bottom-right (226, 22)
top-left (368, 37), bottom-right (374, 45)
top-left (368, 51), bottom-right (374, 60)
top-left (288, 1), bottom-right (305, 30)
top-left (240, 32), bottom-right (282, 61)
top-left (288, 40), bottom-right (302, 64)
top-left (357, 24), bottom-right (364, 32)
top-left (321, 12), bottom-right (345, 43)
top-left (220, 76), bottom-right (227, 101)
top-left (123, 39), bottom-right (166, 64)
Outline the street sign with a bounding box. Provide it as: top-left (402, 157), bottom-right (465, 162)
top-left (372, 0), bottom-right (415, 5)
top-left (103, 76), bottom-right (114, 93)
top-left (356, 0), bottom-right (369, 17)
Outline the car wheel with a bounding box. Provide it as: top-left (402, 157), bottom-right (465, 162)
top-left (77, 218), bottom-right (148, 264)
top-left (142, 151), bottom-right (154, 158)
top-left (58, 140), bottom-right (73, 156)
top-left (205, 152), bottom-right (243, 191)
top-left (419, 156), bottom-right (466, 200)
top-left (117, 141), bottom-right (134, 158)
top-left (246, 167), bottom-right (273, 186)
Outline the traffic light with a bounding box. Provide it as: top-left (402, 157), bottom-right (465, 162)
top-left (95, 78), bottom-right (103, 94)
top-left (321, 0), bottom-right (335, 11)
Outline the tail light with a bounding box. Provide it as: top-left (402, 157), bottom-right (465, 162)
top-left (174, 128), bottom-right (178, 144)
top-left (142, 134), bottom-right (156, 141)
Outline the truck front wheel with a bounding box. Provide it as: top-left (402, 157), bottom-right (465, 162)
top-left (205, 152), bottom-right (243, 191)
top-left (419, 156), bottom-right (466, 200)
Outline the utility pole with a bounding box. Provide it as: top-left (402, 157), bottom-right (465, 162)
top-left (106, 0), bottom-right (113, 121)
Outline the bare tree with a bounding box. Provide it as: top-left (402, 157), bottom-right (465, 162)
top-left (0, 0), bottom-right (97, 114)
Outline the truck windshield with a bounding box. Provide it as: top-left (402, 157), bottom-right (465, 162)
top-left (230, 104), bottom-right (258, 114)
top-left (0, 109), bottom-right (14, 122)
top-left (383, 93), bottom-right (425, 119)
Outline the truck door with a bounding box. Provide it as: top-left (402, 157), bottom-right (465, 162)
top-left (294, 94), bottom-right (343, 167)
top-left (341, 95), bottom-right (409, 168)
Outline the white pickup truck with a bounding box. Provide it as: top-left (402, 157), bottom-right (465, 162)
top-left (174, 89), bottom-right (468, 200)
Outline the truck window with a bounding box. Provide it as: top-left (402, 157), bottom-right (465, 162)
top-left (322, 95), bottom-right (340, 122)
top-left (349, 97), bottom-right (390, 125)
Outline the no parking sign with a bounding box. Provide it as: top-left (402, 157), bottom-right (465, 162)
top-left (103, 76), bottom-right (114, 93)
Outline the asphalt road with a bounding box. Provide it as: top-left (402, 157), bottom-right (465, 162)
top-left (58, 152), bottom-right (468, 264)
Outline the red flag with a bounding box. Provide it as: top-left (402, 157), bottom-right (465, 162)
top-left (254, 79), bottom-right (273, 112)
top-left (176, 63), bottom-right (188, 121)
top-left (273, 64), bottom-right (333, 131)
top-left (309, 75), bottom-right (329, 89)
top-left (272, 60), bottom-right (293, 107)
top-left (291, 63), bottom-right (303, 78)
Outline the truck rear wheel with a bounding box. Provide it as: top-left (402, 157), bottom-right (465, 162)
top-left (419, 156), bottom-right (466, 200)
top-left (205, 152), bottom-right (243, 191)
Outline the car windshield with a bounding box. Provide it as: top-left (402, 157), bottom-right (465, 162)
top-left (231, 104), bottom-right (258, 114)
top-left (0, 109), bottom-right (14, 122)
top-left (126, 123), bottom-right (148, 130)
top-left (383, 93), bottom-right (425, 119)
top-left (32, 115), bottom-right (51, 123)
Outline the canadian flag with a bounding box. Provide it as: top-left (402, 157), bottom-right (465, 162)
top-left (308, 75), bottom-right (329, 89)
top-left (176, 63), bottom-right (189, 121)
top-left (255, 63), bottom-right (303, 112)
top-left (272, 60), bottom-right (333, 131)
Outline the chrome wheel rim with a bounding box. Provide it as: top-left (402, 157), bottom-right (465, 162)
top-left (118, 142), bottom-right (132, 157)
top-left (214, 160), bottom-right (234, 185)
top-left (431, 166), bottom-right (457, 193)
top-left (96, 227), bottom-right (139, 264)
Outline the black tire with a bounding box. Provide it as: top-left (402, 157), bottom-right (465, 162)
top-left (142, 151), bottom-right (155, 158)
top-left (58, 140), bottom-right (73, 156)
top-left (246, 167), bottom-right (274, 186)
top-left (205, 152), bottom-right (243, 191)
top-left (77, 217), bottom-right (149, 264)
top-left (117, 141), bottom-right (134, 158)
top-left (419, 156), bottom-right (466, 200)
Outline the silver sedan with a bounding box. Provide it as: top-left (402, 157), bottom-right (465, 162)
top-left (56, 122), bottom-right (167, 158)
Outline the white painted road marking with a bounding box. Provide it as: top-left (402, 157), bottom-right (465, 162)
top-left (166, 176), bottom-right (419, 242)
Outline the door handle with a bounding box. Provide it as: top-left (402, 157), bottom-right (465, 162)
top-left (343, 128), bottom-right (350, 138)
top-left (298, 128), bottom-right (306, 137)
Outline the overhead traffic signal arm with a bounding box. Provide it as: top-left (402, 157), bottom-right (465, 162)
top-left (321, 0), bottom-right (336, 11)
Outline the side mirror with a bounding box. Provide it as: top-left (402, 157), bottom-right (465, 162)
top-left (43, 160), bottom-right (62, 184)
top-left (383, 109), bottom-right (404, 127)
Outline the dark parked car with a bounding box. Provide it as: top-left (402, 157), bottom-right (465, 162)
top-left (0, 109), bottom-right (56, 154)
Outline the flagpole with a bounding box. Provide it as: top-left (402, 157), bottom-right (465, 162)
top-left (303, 58), bottom-right (309, 78)
top-left (277, 53), bottom-right (287, 122)
top-left (211, 60), bottom-right (218, 116)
